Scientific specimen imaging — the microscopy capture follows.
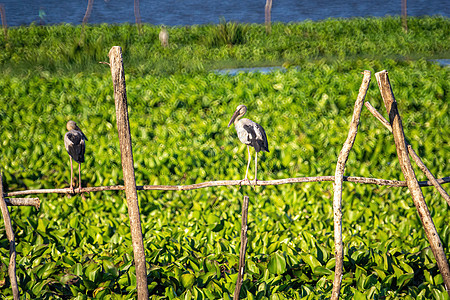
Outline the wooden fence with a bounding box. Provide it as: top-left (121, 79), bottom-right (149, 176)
top-left (1, 47), bottom-right (449, 299)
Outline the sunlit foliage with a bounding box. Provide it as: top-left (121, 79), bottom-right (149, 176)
top-left (0, 17), bottom-right (449, 299)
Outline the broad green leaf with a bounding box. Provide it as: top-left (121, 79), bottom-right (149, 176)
top-left (314, 266), bottom-right (333, 276)
top-left (268, 252), bottom-right (287, 275)
top-left (301, 253), bottom-right (322, 271)
top-left (181, 273), bottom-right (196, 288)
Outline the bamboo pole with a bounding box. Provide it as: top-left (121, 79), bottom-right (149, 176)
top-left (0, 174), bottom-right (19, 300)
top-left (4, 175), bottom-right (450, 197)
top-left (234, 195), bottom-right (249, 300)
top-left (365, 101), bottom-right (450, 207)
top-left (331, 70), bottom-right (371, 300)
top-left (376, 70), bottom-right (450, 296)
top-left (109, 46), bottom-right (149, 300)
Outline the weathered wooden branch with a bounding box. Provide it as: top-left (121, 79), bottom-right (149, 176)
top-left (5, 197), bottom-right (40, 209)
top-left (331, 70), bottom-right (371, 300)
top-left (407, 145), bottom-right (450, 207)
top-left (365, 101), bottom-right (450, 206)
top-left (376, 70), bottom-right (450, 296)
top-left (82, 0), bottom-right (94, 26)
top-left (364, 102), bottom-right (393, 132)
top-left (109, 46), bottom-right (148, 300)
top-left (4, 176), bottom-right (450, 197)
top-left (0, 174), bottom-right (19, 300)
top-left (234, 195), bottom-right (249, 300)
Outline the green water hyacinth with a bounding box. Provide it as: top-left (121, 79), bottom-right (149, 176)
top-left (0, 17), bottom-right (449, 299)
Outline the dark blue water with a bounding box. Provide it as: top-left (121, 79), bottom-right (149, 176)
top-left (1, 0), bottom-right (449, 27)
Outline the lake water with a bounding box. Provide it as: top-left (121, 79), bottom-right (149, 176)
top-left (1, 0), bottom-right (449, 27)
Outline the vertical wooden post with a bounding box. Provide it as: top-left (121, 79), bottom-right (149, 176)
top-left (134, 0), bottom-right (142, 35)
top-left (234, 195), bottom-right (249, 300)
top-left (0, 4), bottom-right (7, 40)
top-left (80, 0), bottom-right (94, 43)
top-left (108, 46), bottom-right (149, 299)
top-left (401, 0), bottom-right (408, 32)
top-left (376, 70), bottom-right (450, 296)
top-left (265, 0), bottom-right (273, 34)
top-left (0, 174), bottom-right (19, 300)
top-left (331, 70), bottom-right (371, 300)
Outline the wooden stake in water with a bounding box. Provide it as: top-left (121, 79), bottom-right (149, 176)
top-left (134, 0), bottom-right (142, 34)
top-left (0, 174), bottom-right (19, 300)
top-left (402, 0), bottom-right (408, 32)
top-left (376, 70), bottom-right (450, 296)
top-left (0, 4), bottom-right (7, 39)
top-left (265, 0), bottom-right (272, 34)
top-left (331, 70), bottom-right (371, 300)
top-left (234, 195), bottom-right (249, 300)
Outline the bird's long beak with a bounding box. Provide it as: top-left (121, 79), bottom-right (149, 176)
top-left (228, 109), bottom-right (239, 127)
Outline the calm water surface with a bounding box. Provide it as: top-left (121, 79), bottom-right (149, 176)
top-left (1, 0), bottom-right (449, 27)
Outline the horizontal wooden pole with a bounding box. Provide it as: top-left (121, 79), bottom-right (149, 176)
top-left (4, 176), bottom-right (450, 197)
top-left (5, 198), bottom-right (40, 209)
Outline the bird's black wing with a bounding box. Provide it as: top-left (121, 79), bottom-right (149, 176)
top-left (65, 131), bottom-right (85, 163)
top-left (65, 132), bottom-right (82, 145)
top-left (254, 122), bottom-right (269, 152)
top-left (243, 122), bottom-right (269, 152)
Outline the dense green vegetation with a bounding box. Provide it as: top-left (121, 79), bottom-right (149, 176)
top-left (0, 17), bottom-right (449, 299)
top-left (0, 16), bottom-right (448, 76)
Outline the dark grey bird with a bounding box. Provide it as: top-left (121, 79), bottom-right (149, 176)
top-left (64, 120), bottom-right (87, 192)
top-left (228, 104), bottom-right (269, 185)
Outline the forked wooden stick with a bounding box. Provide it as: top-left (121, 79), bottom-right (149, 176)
top-left (331, 70), bottom-right (371, 300)
top-left (376, 70), bottom-right (450, 296)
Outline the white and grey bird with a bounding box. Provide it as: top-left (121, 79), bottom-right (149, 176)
top-left (228, 104), bottom-right (269, 185)
top-left (159, 25), bottom-right (169, 47)
top-left (64, 120), bottom-right (87, 192)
